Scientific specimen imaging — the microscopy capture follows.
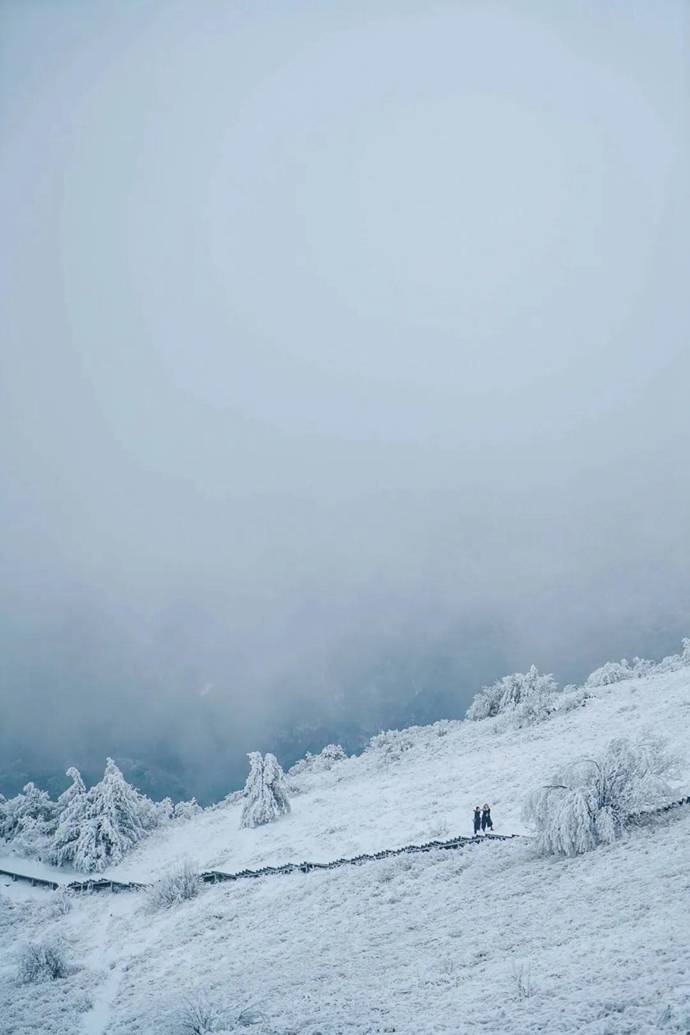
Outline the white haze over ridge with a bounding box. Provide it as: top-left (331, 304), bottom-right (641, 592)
top-left (1, 1), bottom-right (689, 796)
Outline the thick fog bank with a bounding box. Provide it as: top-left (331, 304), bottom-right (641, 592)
top-left (1, 1), bottom-right (689, 801)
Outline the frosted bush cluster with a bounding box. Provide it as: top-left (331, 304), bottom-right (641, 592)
top-left (240, 752), bottom-right (291, 829)
top-left (466, 666), bottom-right (560, 724)
top-left (585, 637), bottom-right (690, 688)
top-left (523, 735), bottom-right (676, 856)
top-left (173, 798), bottom-right (203, 821)
top-left (288, 743), bottom-right (347, 777)
top-left (366, 728), bottom-right (416, 760)
top-left (18, 939), bottom-right (70, 983)
top-left (466, 635), bottom-right (690, 730)
top-left (585, 657), bottom-right (654, 688)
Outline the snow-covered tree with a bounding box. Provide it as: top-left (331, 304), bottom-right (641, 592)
top-left (523, 735), bottom-right (676, 857)
top-left (45, 768), bottom-right (88, 865)
top-left (466, 666), bottom-right (558, 723)
top-left (681, 637), bottom-right (690, 666)
top-left (51, 758), bottom-right (156, 871)
top-left (50, 788), bottom-right (89, 867)
top-left (240, 752), bottom-right (291, 829)
top-left (57, 767), bottom-right (86, 811)
top-left (0, 782), bottom-right (57, 856)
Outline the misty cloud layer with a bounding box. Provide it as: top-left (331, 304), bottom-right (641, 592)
top-left (2, 1), bottom-right (689, 799)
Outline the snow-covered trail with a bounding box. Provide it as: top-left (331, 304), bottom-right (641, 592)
top-left (81, 917), bottom-right (119, 1035)
top-left (77, 893), bottom-right (164, 1035)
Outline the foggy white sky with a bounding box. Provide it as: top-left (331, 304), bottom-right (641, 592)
top-left (1, 1), bottom-right (689, 793)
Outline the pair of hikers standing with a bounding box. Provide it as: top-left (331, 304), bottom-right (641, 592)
top-left (473, 804), bottom-right (493, 835)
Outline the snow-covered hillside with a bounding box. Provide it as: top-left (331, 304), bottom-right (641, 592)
top-left (108, 665), bottom-right (690, 881)
top-left (2, 664), bottom-right (690, 1034)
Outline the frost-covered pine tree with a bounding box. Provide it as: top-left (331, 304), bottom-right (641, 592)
top-left (50, 767), bottom-right (88, 865)
top-left (523, 735), bottom-right (676, 857)
top-left (50, 782), bottom-right (89, 867)
top-left (57, 767), bottom-right (86, 810)
top-left (240, 752), bottom-right (291, 829)
top-left (51, 758), bottom-right (156, 871)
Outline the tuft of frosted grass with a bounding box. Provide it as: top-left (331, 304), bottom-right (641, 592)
top-left (172, 990), bottom-right (263, 1034)
top-left (512, 960), bottom-right (533, 1000)
top-left (174, 991), bottom-right (226, 1034)
top-left (147, 860), bottom-right (201, 910)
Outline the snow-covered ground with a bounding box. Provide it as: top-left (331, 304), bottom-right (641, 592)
top-left (2, 665), bottom-right (690, 1033)
top-left (111, 665), bottom-right (690, 880)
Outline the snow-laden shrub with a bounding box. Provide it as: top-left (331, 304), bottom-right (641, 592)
top-left (288, 743), bottom-right (347, 777)
top-left (585, 637), bottom-right (690, 687)
top-left (18, 939), bottom-right (69, 983)
top-left (219, 788), bottom-right (245, 809)
top-left (48, 887), bottom-right (73, 918)
top-left (150, 796), bottom-right (201, 824)
top-left (173, 798), bottom-right (203, 821)
top-left (240, 752), bottom-right (291, 829)
top-left (50, 758), bottom-right (158, 872)
top-left (365, 728), bottom-right (416, 761)
top-left (467, 666), bottom-right (559, 723)
top-left (148, 861), bottom-right (201, 910)
top-left (585, 660), bottom-right (633, 688)
top-left (155, 797), bottom-right (175, 823)
top-left (553, 685), bottom-right (591, 714)
top-left (503, 684), bottom-right (591, 732)
top-left (523, 735), bottom-right (677, 856)
top-left (585, 657), bottom-right (654, 689)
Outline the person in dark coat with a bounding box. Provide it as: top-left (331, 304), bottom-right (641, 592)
top-left (481, 803), bottom-right (493, 833)
top-left (473, 806), bottom-right (482, 835)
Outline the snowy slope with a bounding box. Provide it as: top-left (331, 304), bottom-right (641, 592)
top-left (2, 664), bottom-right (690, 1034)
top-left (105, 665), bottom-right (690, 882)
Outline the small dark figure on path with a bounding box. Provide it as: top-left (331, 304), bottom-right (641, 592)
top-left (481, 804), bottom-right (493, 833)
top-left (473, 806), bottom-right (482, 835)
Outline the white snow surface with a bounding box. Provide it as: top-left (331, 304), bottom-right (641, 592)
top-left (2, 665), bottom-right (690, 1034)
